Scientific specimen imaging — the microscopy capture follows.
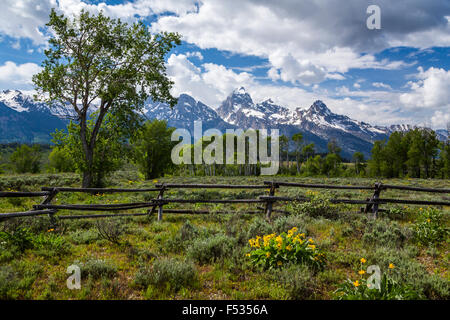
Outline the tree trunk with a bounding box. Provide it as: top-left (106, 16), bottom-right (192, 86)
top-left (82, 147), bottom-right (95, 188)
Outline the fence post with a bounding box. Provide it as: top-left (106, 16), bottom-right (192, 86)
top-left (157, 184), bottom-right (165, 221)
top-left (41, 188), bottom-right (58, 225)
top-left (365, 183), bottom-right (382, 219)
top-left (265, 183), bottom-right (276, 221)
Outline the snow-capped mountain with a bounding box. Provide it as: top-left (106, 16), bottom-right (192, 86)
top-left (144, 93), bottom-right (233, 135)
top-left (0, 88), bottom-right (447, 158)
top-left (0, 90), bottom-right (67, 143)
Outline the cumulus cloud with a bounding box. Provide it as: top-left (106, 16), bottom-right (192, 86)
top-left (167, 54), bottom-right (450, 129)
top-left (0, 0), bottom-right (197, 45)
top-left (154, 0), bottom-right (450, 85)
top-left (400, 67), bottom-right (450, 111)
top-left (372, 82), bottom-right (392, 90)
top-left (0, 61), bottom-right (41, 89)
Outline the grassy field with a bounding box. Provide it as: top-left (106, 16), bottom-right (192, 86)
top-left (0, 173), bottom-right (449, 300)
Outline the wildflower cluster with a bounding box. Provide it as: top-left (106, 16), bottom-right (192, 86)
top-left (334, 258), bottom-right (418, 300)
top-left (246, 227), bottom-right (326, 270)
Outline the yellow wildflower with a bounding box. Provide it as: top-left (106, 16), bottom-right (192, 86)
top-left (246, 253), bottom-right (251, 257)
top-left (358, 270), bottom-right (366, 275)
top-left (389, 263), bottom-right (395, 269)
top-left (353, 280), bottom-right (360, 287)
top-left (286, 245), bottom-right (292, 251)
top-left (277, 261), bottom-right (283, 266)
top-left (308, 244), bottom-right (316, 250)
top-left (47, 228), bottom-right (54, 232)
top-left (308, 238), bottom-right (314, 243)
top-left (266, 252), bottom-right (271, 258)
top-left (360, 258), bottom-right (367, 264)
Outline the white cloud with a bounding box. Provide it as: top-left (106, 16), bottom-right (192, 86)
top-left (372, 82), bottom-right (392, 90)
top-left (400, 67), bottom-right (450, 111)
top-left (430, 111), bottom-right (450, 129)
top-left (154, 0), bottom-right (449, 85)
top-left (0, 61), bottom-right (41, 89)
top-left (185, 51), bottom-right (204, 60)
top-left (168, 54), bottom-right (450, 129)
top-left (0, 0), bottom-right (197, 45)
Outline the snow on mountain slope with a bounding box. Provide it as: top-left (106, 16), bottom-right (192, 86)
top-left (1, 88), bottom-right (447, 156)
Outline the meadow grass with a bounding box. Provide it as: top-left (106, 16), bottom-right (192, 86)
top-left (0, 172), bottom-right (448, 299)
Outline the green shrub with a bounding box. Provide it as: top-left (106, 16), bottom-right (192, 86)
top-left (0, 266), bottom-right (19, 299)
top-left (95, 219), bottom-right (124, 244)
top-left (366, 247), bottom-right (449, 299)
top-left (187, 234), bottom-right (236, 265)
top-left (362, 219), bottom-right (412, 248)
top-left (134, 257), bottom-right (198, 292)
top-left (77, 259), bottom-right (118, 280)
top-left (273, 215), bottom-right (307, 235)
top-left (273, 264), bottom-right (317, 299)
top-left (69, 229), bottom-right (99, 245)
top-left (334, 273), bottom-right (419, 300)
top-left (291, 193), bottom-right (339, 220)
top-left (246, 217), bottom-right (274, 240)
top-left (247, 228), bottom-right (326, 271)
top-left (0, 227), bottom-right (34, 252)
top-left (334, 258), bottom-right (419, 300)
top-left (33, 232), bottom-right (71, 257)
top-left (225, 214), bottom-right (248, 245)
top-left (413, 208), bottom-right (449, 246)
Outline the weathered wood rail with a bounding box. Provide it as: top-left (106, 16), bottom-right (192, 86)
top-left (0, 181), bottom-right (449, 222)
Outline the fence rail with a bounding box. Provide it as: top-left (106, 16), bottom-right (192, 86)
top-left (1, 181), bottom-right (449, 222)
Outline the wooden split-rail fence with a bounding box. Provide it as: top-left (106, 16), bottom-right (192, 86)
top-left (1, 181), bottom-right (449, 222)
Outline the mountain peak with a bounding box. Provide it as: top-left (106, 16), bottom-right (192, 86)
top-left (309, 100), bottom-right (331, 115)
top-left (233, 87), bottom-right (247, 95)
top-left (262, 98), bottom-right (274, 104)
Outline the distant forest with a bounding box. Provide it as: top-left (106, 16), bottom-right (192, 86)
top-left (1, 120), bottom-right (448, 181)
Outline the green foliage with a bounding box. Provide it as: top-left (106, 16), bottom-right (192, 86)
top-left (33, 9), bottom-right (180, 187)
top-left (0, 266), bottom-right (19, 299)
top-left (369, 128), bottom-right (441, 178)
top-left (69, 229), bottom-right (99, 245)
top-left (48, 146), bottom-right (75, 172)
top-left (272, 264), bottom-right (317, 299)
top-left (246, 217), bottom-right (274, 240)
top-left (95, 219), bottom-right (124, 244)
top-left (0, 227), bottom-right (34, 252)
top-left (33, 232), bottom-right (71, 257)
top-left (413, 207), bottom-right (449, 246)
top-left (273, 215), bottom-right (307, 235)
top-left (52, 114), bottom-right (129, 187)
top-left (291, 193), bottom-right (339, 220)
top-left (247, 228), bottom-right (326, 270)
top-left (134, 257), bottom-right (198, 293)
top-left (367, 247), bottom-right (449, 299)
top-left (362, 219), bottom-right (413, 248)
top-left (131, 120), bottom-right (176, 179)
top-left (334, 272), bottom-right (419, 300)
top-left (10, 144), bottom-right (41, 173)
top-left (187, 234), bottom-right (236, 265)
top-left (77, 259), bottom-right (118, 280)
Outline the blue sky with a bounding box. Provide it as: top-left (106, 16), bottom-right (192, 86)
top-left (0, 0), bottom-right (449, 128)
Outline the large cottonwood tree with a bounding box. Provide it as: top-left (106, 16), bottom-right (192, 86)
top-left (33, 9), bottom-right (180, 187)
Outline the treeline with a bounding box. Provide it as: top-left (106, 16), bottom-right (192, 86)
top-left (1, 121), bottom-right (448, 181)
top-left (368, 128), bottom-right (450, 179)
